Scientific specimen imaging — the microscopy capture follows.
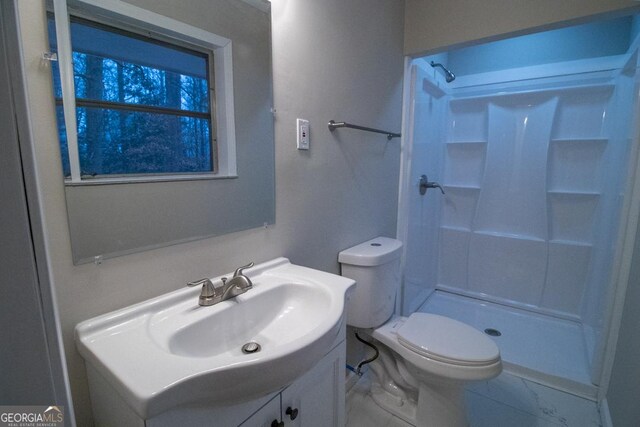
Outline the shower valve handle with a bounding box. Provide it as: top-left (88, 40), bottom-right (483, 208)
top-left (419, 174), bottom-right (445, 195)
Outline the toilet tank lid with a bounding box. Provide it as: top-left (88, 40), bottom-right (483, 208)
top-left (338, 237), bottom-right (403, 266)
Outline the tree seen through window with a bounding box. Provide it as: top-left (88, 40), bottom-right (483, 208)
top-left (48, 16), bottom-right (214, 177)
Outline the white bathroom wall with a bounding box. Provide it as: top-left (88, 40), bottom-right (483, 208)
top-left (15, 0), bottom-right (404, 424)
top-left (446, 15), bottom-right (634, 77)
top-left (403, 0), bottom-right (640, 56)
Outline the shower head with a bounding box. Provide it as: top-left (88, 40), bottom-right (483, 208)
top-left (430, 61), bottom-right (455, 83)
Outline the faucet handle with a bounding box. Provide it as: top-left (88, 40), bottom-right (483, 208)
top-left (187, 278), bottom-right (217, 297)
top-left (233, 262), bottom-right (254, 278)
top-left (418, 174), bottom-right (446, 195)
top-left (187, 278), bottom-right (226, 306)
top-left (187, 278), bottom-right (212, 287)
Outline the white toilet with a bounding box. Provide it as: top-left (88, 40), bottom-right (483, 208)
top-left (339, 237), bottom-right (502, 427)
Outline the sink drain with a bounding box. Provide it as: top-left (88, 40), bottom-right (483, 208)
top-left (241, 341), bottom-right (261, 354)
top-left (484, 328), bottom-right (502, 337)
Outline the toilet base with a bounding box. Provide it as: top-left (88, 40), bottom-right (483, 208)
top-left (370, 381), bottom-right (417, 425)
top-left (370, 379), bottom-right (468, 427)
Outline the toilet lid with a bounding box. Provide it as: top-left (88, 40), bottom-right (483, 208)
top-left (397, 313), bottom-right (500, 366)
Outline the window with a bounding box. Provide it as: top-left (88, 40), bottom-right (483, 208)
top-left (48, 0), bottom-right (236, 183)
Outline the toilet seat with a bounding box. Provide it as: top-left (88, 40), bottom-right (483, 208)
top-left (397, 313), bottom-right (500, 367)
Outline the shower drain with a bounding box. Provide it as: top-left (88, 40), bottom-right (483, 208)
top-left (484, 328), bottom-right (502, 337)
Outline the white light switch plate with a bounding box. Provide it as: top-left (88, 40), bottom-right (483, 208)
top-left (297, 118), bottom-right (310, 150)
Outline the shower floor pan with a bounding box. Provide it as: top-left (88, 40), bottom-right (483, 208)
top-left (418, 290), bottom-right (597, 399)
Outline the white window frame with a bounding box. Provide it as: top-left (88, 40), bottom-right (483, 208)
top-left (52, 0), bottom-right (237, 184)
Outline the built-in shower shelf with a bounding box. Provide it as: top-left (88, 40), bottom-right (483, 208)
top-left (444, 141), bottom-right (487, 187)
top-left (438, 232), bottom-right (596, 247)
top-left (550, 138), bottom-right (608, 145)
top-left (440, 225), bottom-right (472, 232)
top-left (440, 227), bottom-right (549, 242)
top-left (547, 190), bottom-right (600, 197)
top-left (548, 136), bottom-right (607, 194)
top-left (473, 230), bottom-right (546, 242)
top-left (446, 140), bottom-right (487, 145)
top-left (549, 239), bottom-right (593, 248)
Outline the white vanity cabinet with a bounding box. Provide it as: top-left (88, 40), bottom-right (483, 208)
top-left (254, 342), bottom-right (345, 427)
top-left (237, 395), bottom-right (281, 427)
top-left (88, 339), bottom-right (346, 427)
top-left (237, 343), bottom-right (346, 426)
top-left (161, 342), bottom-right (345, 427)
top-left (278, 342), bottom-right (346, 427)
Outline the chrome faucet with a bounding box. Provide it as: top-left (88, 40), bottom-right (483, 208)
top-left (187, 262), bottom-right (254, 306)
top-left (221, 262), bottom-right (254, 300)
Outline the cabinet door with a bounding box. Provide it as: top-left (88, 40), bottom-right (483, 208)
top-left (280, 342), bottom-right (346, 427)
top-left (147, 391), bottom-right (279, 427)
top-left (239, 394), bottom-right (281, 427)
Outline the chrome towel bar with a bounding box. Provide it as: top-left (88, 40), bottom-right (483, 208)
top-left (328, 120), bottom-right (401, 140)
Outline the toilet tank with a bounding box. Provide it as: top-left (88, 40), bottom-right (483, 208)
top-left (338, 237), bottom-right (403, 329)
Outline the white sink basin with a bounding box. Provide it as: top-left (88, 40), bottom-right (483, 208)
top-left (75, 258), bottom-right (355, 419)
top-left (159, 282), bottom-right (332, 358)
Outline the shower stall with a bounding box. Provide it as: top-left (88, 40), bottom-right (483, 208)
top-left (398, 20), bottom-right (640, 399)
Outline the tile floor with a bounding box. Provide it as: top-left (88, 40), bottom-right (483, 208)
top-left (346, 371), bottom-right (602, 427)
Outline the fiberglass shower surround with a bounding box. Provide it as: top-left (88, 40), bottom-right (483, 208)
top-left (404, 58), bottom-right (636, 385)
top-left (438, 85), bottom-right (623, 316)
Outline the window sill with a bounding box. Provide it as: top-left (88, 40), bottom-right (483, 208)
top-left (64, 173), bottom-right (238, 186)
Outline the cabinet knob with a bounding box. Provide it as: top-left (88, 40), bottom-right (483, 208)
top-left (286, 407), bottom-right (299, 420)
top-left (271, 420), bottom-right (284, 427)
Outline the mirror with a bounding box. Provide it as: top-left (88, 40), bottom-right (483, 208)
top-left (54, 0), bottom-right (275, 264)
